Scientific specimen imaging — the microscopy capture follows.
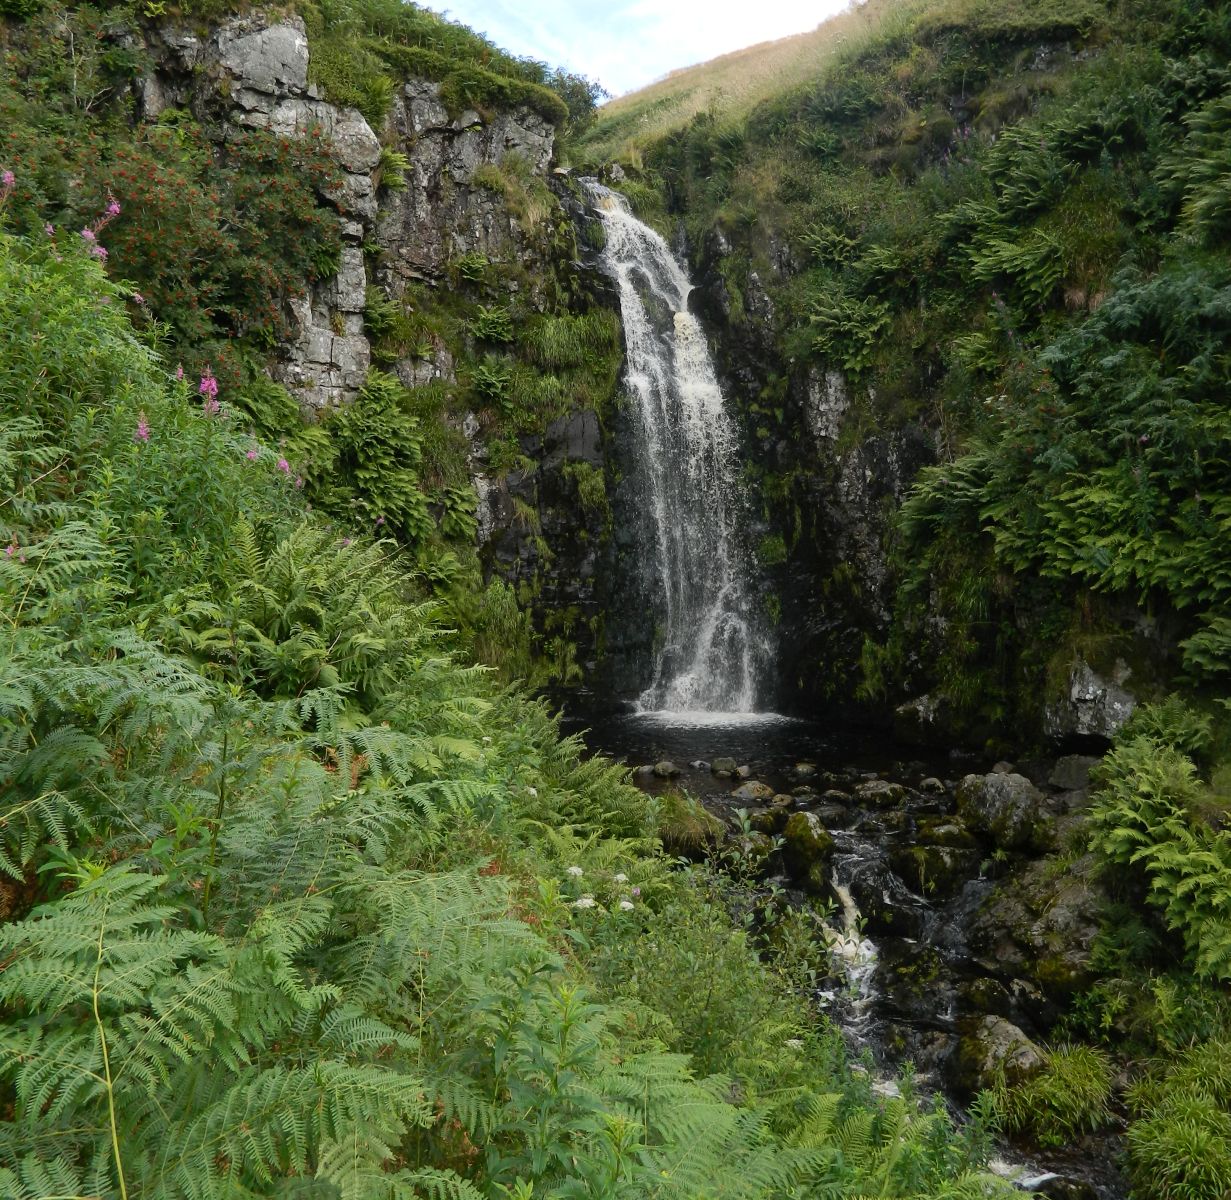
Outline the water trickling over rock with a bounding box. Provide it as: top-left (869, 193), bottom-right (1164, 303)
top-left (585, 181), bottom-right (770, 713)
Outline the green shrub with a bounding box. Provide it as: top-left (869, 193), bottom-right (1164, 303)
top-left (993, 1044), bottom-right (1113, 1147)
top-left (1126, 1041), bottom-right (1231, 1200)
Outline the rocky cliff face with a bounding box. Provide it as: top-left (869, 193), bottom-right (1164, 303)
top-left (135, 10), bottom-right (616, 683)
top-left (691, 233), bottom-right (936, 715)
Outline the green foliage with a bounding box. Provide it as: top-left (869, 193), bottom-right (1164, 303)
top-left (1088, 732), bottom-right (1231, 980)
top-left (992, 1044), bottom-right (1113, 1147)
top-left (1125, 1040), bottom-right (1231, 1200)
top-left (0, 219), bottom-right (1008, 1200)
top-left (470, 303), bottom-right (515, 344)
top-left (319, 370), bottom-right (433, 542)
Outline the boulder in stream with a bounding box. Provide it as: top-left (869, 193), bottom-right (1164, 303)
top-left (710, 757), bottom-right (738, 777)
top-left (949, 1015), bottom-right (1044, 1095)
top-left (653, 760), bottom-right (682, 778)
top-left (731, 780), bottom-right (775, 802)
top-left (956, 772), bottom-right (1054, 852)
top-left (782, 812), bottom-right (835, 892)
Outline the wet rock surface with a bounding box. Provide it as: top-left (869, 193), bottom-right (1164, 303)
top-left (572, 712), bottom-right (1124, 1198)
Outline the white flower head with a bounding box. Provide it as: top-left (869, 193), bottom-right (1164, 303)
top-left (784, 1038), bottom-right (804, 1050)
top-left (573, 896), bottom-right (597, 909)
top-left (482, 736), bottom-right (492, 744)
top-left (566, 865), bottom-right (584, 877)
top-left (526, 786), bottom-right (538, 797)
top-left (618, 900), bottom-right (635, 911)
top-left (613, 873), bottom-right (629, 884)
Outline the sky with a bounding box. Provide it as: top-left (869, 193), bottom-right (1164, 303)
top-left (420, 0), bottom-right (854, 98)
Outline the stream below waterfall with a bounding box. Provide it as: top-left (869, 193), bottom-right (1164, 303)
top-left (576, 179), bottom-right (1126, 1199)
top-left (565, 711), bottom-right (1129, 1200)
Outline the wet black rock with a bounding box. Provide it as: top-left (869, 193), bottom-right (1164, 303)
top-left (967, 853), bottom-right (1108, 1002)
top-left (855, 779), bottom-right (907, 808)
top-left (1049, 754), bottom-right (1102, 792)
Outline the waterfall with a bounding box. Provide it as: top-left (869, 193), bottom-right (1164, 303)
top-left (585, 180), bottom-right (771, 714)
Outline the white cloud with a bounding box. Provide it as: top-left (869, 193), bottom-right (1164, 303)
top-left (421, 0), bottom-right (849, 96)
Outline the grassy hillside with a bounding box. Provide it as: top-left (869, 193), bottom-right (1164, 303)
top-left (580, 0), bottom-right (900, 164)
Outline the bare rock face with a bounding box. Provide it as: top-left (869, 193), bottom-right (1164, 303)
top-left (377, 80), bottom-right (556, 292)
top-left (1045, 658), bottom-right (1137, 741)
top-left (217, 20), bottom-right (309, 98)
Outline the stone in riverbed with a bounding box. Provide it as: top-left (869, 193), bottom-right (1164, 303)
top-left (711, 757), bottom-right (737, 777)
top-left (855, 778), bottom-right (906, 808)
top-left (731, 780), bottom-right (775, 802)
top-left (948, 1015), bottom-right (1044, 1095)
top-left (1048, 754), bottom-right (1101, 792)
top-left (956, 772), bottom-right (1053, 852)
top-left (736, 764), bottom-right (753, 779)
top-left (781, 811), bottom-right (835, 893)
top-left (653, 761), bottom-right (681, 779)
top-left (792, 762), bottom-right (818, 781)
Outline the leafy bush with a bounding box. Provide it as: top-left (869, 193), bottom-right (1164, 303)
top-left (993, 1044), bottom-right (1113, 1147)
top-left (1126, 1040), bottom-right (1231, 1200)
top-left (1088, 734), bottom-right (1231, 979)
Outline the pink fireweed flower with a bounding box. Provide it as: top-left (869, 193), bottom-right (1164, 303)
top-left (294, 476), bottom-right (304, 489)
top-left (1, 170), bottom-right (13, 188)
top-left (246, 447), bottom-right (259, 461)
top-left (341, 537), bottom-right (352, 547)
top-left (90, 245), bottom-right (107, 261)
top-left (134, 413), bottom-right (150, 443)
top-left (106, 199), bottom-right (121, 217)
top-left (4, 542), bottom-right (15, 558)
top-left (44, 223), bottom-right (54, 236)
top-left (375, 515), bottom-right (385, 527)
top-left (133, 292), bottom-right (144, 305)
top-left (175, 364), bottom-right (184, 381)
top-left (198, 369), bottom-right (218, 400)
top-left (276, 457), bottom-right (290, 474)
top-left (80, 228), bottom-right (96, 241)
top-left (202, 396), bottom-right (220, 416)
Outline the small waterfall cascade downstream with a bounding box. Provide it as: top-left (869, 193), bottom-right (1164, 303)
top-left (585, 180), bottom-right (771, 713)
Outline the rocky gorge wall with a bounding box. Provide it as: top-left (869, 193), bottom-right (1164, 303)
top-left (129, 10), bottom-right (621, 683)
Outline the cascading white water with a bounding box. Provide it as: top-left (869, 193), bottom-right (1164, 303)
top-left (585, 180), bottom-right (771, 713)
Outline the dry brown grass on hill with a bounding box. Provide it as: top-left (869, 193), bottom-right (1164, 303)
top-left (579, 0), bottom-right (910, 162)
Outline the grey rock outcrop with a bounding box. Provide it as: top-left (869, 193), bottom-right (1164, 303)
top-left (956, 772), bottom-right (1053, 852)
top-left (1045, 658), bottom-right (1136, 741)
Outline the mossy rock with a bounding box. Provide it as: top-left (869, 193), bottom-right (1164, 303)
top-left (890, 843), bottom-right (981, 898)
top-left (782, 812), bottom-right (835, 893)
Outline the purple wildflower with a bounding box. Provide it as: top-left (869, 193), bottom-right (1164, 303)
top-left (90, 245), bottom-right (107, 261)
top-left (198, 368), bottom-right (219, 401)
top-left (134, 413), bottom-right (150, 443)
top-left (294, 476), bottom-right (304, 489)
top-left (631, 886), bottom-right (641, 898)
top-left (342, 537), bottom-right (352, 547)
top-left (246, 447), bottom-right (259, 461)
top-left (1, 170), bottom-right (13, 188)
top-left (106, 199), bottom-right (121, 217)
top-left (276, 457), bottom-right (290, 474)
top-left (44, 223), bottom-right (53, 236)
top-left (80, 228), bottom-right (95, 241)
top-left (176, 364), bottom-right (184, 381)
top-left (133, 292), bottom-right (145, 305)
top-left (4, 542), bottom-right (14, 558)
top-left (375, 515), bottom-right (385, 527)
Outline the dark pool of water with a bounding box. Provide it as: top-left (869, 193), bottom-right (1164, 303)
top-left (563, 709), bottom-right (971, 795)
